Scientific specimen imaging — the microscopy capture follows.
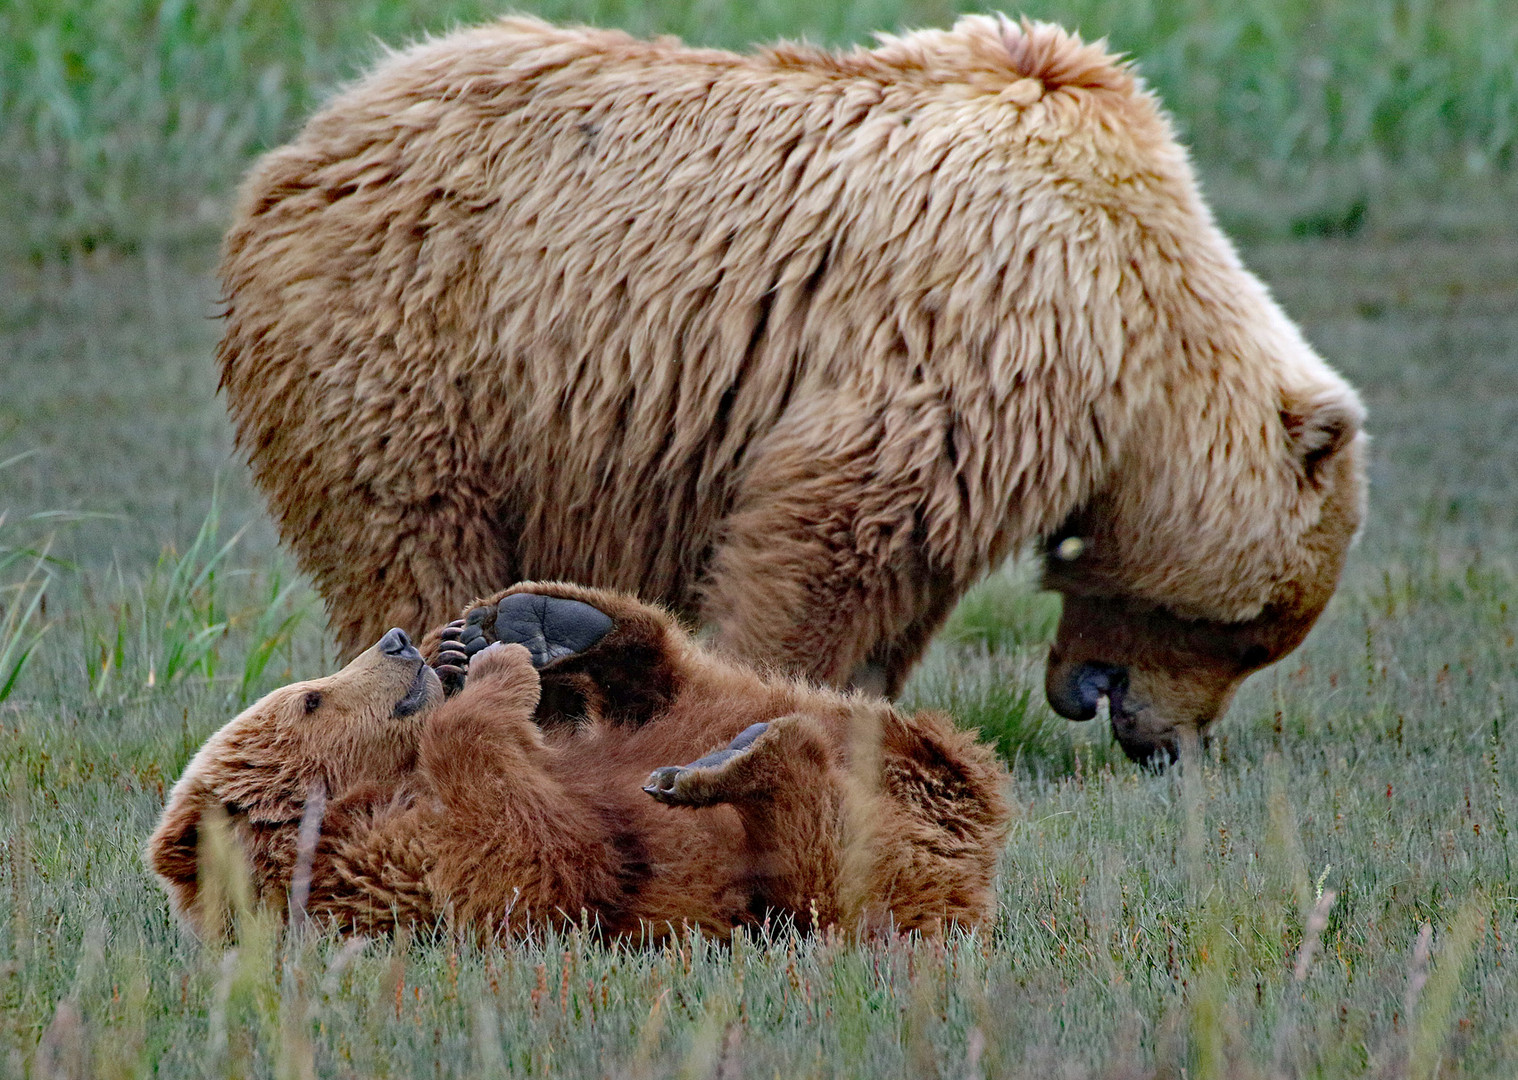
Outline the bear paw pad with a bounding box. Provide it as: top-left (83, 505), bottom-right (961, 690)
top-left (643, 722), bottom-right (770, 807)
top-left (434, 593), bottom-right (616, 695)
top-left (488, 593), bottom-right (614, 667)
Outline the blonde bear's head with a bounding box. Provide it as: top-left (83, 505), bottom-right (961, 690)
top-left (147, 628), bottom-right (442, 932)
top-left (1038, 214), bottom-right (1368, 765)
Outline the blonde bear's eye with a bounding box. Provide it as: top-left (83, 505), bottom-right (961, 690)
top-left (1054, 536), bottom-right (1086, 562)
top-left (303, 691), bottom-right (323, 714)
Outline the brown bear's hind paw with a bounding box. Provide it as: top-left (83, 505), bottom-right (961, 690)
top-left (450, 587), bottom-right (680, 730)
top-left (643, 722), bottom-right (770, 807)
top-left (437, 592), bottom-right (608, 695)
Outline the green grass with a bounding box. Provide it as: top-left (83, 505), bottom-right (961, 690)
top-left (2, 0), bottom-right (1516, 257)
top-left (2, 0), bottom-right (1518, 1075)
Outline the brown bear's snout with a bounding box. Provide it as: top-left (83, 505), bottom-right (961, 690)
top-left (1046, 660), bottom-right (1128, 722)
top-left (371, 628), bottom-right (436, 718)
top-left (379, 627), bottom-right (421, 662)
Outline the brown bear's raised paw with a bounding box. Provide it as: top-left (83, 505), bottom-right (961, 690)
top-left (643, 722), bottom-right (771, 808)
top-left (464, 593), bottom-right (614, 664)
top-left (432, 593), bottom-right (615, 697)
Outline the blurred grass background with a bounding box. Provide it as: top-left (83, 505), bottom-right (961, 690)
top-left (1, 0), bottom-right (1517, 1076)
top-left (2, 0), bottom-right (1516, 258)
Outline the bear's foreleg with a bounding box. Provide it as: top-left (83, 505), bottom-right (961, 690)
top-left (701, 398), bottom-right (967, 697)
top-left (314, 486), bottom-right (513, 661)
top-left (415, 643), bottom-right (628, 933)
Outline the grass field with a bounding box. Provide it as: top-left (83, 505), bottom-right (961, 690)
top-left (4, 0), bottom-right (1517, 259)
top-left (2, 1), bottom-right (1517, 1076)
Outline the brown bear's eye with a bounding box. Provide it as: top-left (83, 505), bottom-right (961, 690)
top-left (303, 691), bottom-right (323, 714)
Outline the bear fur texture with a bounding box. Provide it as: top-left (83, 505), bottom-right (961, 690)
top-left (147, 584), bottom-right (1011, 940)
top-left (217, 15), bottom-right (1366, 761)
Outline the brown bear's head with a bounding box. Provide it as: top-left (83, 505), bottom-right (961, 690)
top-left (148, 628), bottom-right (442, 929)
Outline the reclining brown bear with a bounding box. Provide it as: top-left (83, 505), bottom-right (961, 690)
top-left (148, 585), bottom-right (1011, 940)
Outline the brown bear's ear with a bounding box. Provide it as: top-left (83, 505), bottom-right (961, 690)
top-left (1282, 389), bottom-right (1363, 482)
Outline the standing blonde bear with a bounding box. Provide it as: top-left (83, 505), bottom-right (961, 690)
top-left (218, 16), bottom-right (1366, 762)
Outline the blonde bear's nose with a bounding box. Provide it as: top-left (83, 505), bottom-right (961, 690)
top-left (1047, 660), bottom-right (1128, 722)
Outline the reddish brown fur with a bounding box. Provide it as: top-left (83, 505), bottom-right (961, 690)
top-left (148, 585), bottom-right (1010, 940)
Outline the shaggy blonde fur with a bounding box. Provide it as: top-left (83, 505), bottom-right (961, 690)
top-left (218, 15), bottom-right (1365, 757)
top-left (148, 585), bottom-right (1010, 940)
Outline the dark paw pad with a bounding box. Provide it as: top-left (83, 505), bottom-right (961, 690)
top-left (643, 722), bottom-right (769, 806)
top-left (479, 593), bottom-right (614, 669)
top-left (445, 592), bottom-right (615, 679)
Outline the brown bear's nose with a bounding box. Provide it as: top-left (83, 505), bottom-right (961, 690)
top-left (379, 628), bottom-right (420, 662)
top-left (1047, 661), bottom-right (1128, 721)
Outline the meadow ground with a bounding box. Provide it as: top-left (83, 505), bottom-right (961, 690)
top-left (1, 1), bottom-right (1517, 1076)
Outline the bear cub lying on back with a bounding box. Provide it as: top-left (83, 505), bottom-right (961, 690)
top-left (148, 584), bottom-right (1010, 940)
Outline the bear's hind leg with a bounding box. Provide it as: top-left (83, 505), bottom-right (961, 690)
top-left (642, 715), bottom-right (859, 928)
top-left (641, 722), bottom-right (775, 807)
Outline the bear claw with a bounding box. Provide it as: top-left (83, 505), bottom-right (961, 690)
top-left (431, 618), bottom-right (471, 696)
top-left (643, 722), bottom-right (770, 806)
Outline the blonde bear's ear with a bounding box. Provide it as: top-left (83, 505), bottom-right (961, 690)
top-left (1282, 387), bottom-right (1364, 481)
